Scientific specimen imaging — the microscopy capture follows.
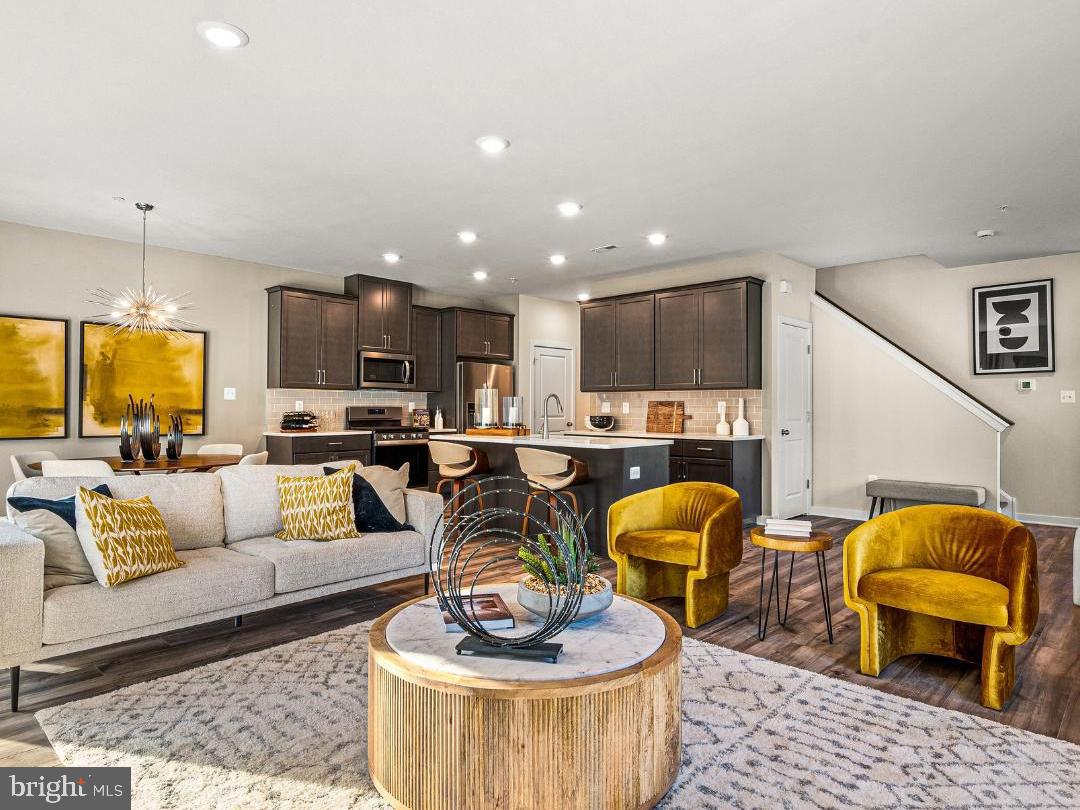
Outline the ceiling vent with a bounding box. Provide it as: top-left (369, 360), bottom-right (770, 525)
top-left (590, 244), bottom-right (620, 253)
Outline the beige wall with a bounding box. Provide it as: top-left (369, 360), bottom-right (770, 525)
top-left (812, 300), bottom-right (1000, 514)
top-left (0, 220), bottom-right (342, 495)
top-left (817, 252), bottom-right (1080, 521)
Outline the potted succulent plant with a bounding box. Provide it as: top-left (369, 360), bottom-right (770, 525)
top-left (516, 512), bottom-right (613, 621)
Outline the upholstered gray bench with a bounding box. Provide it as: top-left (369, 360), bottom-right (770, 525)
top-left (865, 479), bottom-right (986, 519)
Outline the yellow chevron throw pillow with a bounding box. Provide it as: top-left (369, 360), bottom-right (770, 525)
top-left (276, 469), bottom-right (361, 541)
top-left (75, 487), bottom-right (185, 587)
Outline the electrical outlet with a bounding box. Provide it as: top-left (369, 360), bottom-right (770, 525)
top-left (294, 400), bottom-right (304, 411)
top-left (223, 387), bottom-right (236, 401)
top-left (621, 402), bottom-right (631, 414)
top-left (629, 466), bottom-right (641, 480)
top-left (601, 400), bottom-right (611, 414)
top-left (408, 401), bottom-right (416, 412)
top-left (867, 474), bottom-right (878, 482)
top-left (1062, 390), bottom-right (1076, 404)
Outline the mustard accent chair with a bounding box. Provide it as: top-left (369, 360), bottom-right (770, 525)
top-left (843, 504), bottom-right (1038, 710)
top-left (608, 482), bottom-right (743, 628)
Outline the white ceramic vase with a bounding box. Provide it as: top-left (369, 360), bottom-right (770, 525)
top-left (716, 402), bottom-right (730, 435)
top-left (733, 397), bottom-right (750, 436)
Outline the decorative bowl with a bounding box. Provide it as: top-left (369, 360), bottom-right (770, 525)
top-left (587, 415), bottom-right (615, 431)
top-left (517, 574), bottom-right (613, 622)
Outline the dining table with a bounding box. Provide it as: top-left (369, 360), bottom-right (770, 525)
top-left (28, 455), bottom-right (244, 474)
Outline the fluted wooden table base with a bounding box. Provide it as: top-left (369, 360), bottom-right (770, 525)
top-left (368, 596), bottom-right (682, 810)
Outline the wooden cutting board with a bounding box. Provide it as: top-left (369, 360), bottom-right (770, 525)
top-left (465, 426), bottom-right (531, 437)
top-left (646, 401), bottom-right (686, 433)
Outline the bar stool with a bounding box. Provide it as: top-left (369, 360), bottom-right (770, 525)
top-left (429, 441), bottom-right (490, 515)
top-left (515, 447), bottom-right (590, 535)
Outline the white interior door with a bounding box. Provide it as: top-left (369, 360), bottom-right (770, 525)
top-left (777, 319), bottom-right (812, 518)
top-left (531, 345), bottom-right (574, 435)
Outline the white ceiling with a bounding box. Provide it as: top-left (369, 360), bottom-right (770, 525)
top-left (2, 1), bottom-right (1079, 299)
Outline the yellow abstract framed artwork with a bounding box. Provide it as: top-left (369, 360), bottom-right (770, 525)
top-left (80, 322), bottom-right (206, 437)
top-left (0, 314), bottom-right (69, 439)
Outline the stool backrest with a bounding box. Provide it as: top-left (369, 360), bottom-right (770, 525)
top-left (515, 447), bottom-right (571, 478)
top-left (429, 441), bottom-right (472, 466)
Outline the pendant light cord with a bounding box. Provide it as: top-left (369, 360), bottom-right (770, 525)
top-left (141, 206), bottom-right (147, 292)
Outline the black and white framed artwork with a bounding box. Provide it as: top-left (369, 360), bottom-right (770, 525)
top-left (972, 279), bottom-right (1054, 375)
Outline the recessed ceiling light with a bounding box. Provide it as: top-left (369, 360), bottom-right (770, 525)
top-left (457, 230), bottom-right (478, 244)
top-left (472, 270), bottom-right (488, 281)
top-left (382, 252), bottom-right (401, 264)
top-left (577, 292), bottom-right (590, 301)
top-left (557, 201), bottom-right (583, 218)
top-left (647, 232), bottom-right (668, 246)
top-left (976, 229), bottom-right (997, 238)
top-left (549, 254), bottom-right (567, 266)
top-left (197, 21), bottom-right (250, 49)
top-left (475, 135), bottom-right (510, 154)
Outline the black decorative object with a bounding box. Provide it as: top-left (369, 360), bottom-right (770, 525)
top-left (166, 414), bottom-right (184, 460)
top-left (973, 279), bottom-right (1055, 374)
top-left (429, 475), bottom-right (588, 663)
top-left (118, 396), bottom-right (141, 461)
top-left (128, 394), bottom-right (161, 461)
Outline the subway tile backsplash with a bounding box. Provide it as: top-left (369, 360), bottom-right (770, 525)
top-left (266, 389), bottom-right (428, 431)
top-left (586, 390), bottom-right (762, 435)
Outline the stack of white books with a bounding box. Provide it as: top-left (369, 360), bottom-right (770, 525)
top-left (764, 518), bottom-right (813, 538)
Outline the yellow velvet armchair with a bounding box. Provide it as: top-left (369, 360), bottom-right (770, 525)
top-left (843, 504), bottom-right (1038, 710)
top-left (608, 482), bottom-right (743, 628)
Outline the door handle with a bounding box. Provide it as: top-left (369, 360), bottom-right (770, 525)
top-left (781, 429), bottom-right (790, 436)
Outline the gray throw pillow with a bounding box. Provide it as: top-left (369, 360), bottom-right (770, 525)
top-left (7, 484), bottom-right (112, 590)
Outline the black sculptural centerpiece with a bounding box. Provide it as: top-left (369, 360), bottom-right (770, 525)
top-left (166, 414), bottom-right (184, 460)
top-left (429, 475), bottom-right (589, 663)
top-left (119, 394), bottom-right (163, 461)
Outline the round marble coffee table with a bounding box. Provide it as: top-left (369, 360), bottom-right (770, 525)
top-left (368, 583), bottom-right (682, 810)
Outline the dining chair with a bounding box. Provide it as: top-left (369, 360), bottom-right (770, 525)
top-left (10, 451), bottom-right (58, 480)
top-left (238, 451), bottom-right (269, 465)
top-left (197, 443), bottom-right (244, 456)
top-left (41, 459), bottom-right (115, 477)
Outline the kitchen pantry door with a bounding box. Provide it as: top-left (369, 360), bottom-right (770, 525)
top-left (531, 344), bottom-right (575, 435)
top-left (776, 318), bottom-right (812, 518)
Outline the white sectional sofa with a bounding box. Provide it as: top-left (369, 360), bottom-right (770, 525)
top-left (1, 464), bottom-right (443, 710)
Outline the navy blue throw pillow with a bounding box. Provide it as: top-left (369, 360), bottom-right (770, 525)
top-left (7, 484), bottom-right (113, 527)
top-left (323, 467), bottom-right (412, 533)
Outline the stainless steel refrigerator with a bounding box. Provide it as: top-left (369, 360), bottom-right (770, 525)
top-left (434, 361), bottom-right (514, 430)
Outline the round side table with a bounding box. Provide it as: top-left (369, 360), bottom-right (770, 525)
top-left (750, 527), bottom-right (835, 643)
top-left (367, 584), bottom-right (682, 810)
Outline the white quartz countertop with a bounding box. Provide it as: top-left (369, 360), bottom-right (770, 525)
top-left (427, 428), bottom-right (458, 434)
top-left (566, 430), bottom-right (765, 441)
top-left (431, 433), bottom-right (672, 449)
top-left (262, 430), bottom-right (372, 437)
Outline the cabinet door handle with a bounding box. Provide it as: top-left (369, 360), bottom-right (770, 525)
top-left (327, 441), bottom-right (343, 447)
top-left (610, 371), bottom-right (615, 387)
top-left (614, 370), bottom-right (618, 387)
top-left (696, 446), bottom-right (713, 451)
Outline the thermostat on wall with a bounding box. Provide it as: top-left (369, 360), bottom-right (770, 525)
top-left (1017, 379), bottom-right (1035, 392)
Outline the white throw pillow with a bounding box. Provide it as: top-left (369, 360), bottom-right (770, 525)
top-left (9, 504), bottom-right (96, 589)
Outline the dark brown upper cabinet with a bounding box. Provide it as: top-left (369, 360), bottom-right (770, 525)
top-left (267, 287), bottom-right (358, 390)
top-left (580, 295), bottom-right (655, 391)
top-left (411, 305), bottom-right (442, 392)
top-left (580, 277), bottom-right (762, 392)
top-left (656, 278), bottom-right (762, 390)
top-left (443, 308), bottom-right (515, 360)
top-left (343, 274), bottom-right (413, 353)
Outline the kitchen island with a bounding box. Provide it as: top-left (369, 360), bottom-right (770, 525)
top-left (430, 433), bottom-right (671, 555)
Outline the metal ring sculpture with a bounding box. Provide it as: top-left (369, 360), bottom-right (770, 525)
top-left (429, 475), bottom-right (588, 649)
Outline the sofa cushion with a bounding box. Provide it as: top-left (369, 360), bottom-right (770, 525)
top-left (217, 464), bottom-right (342, 543)
top-left (41, 546), bottom-right (275, 645)
top-left (613, 529), bottom-right (701, 567)
top-left (858, 567), bottom-right (1010, 627)
top-left (7, 473), bottom-right (226, 550)
top-left (230, 530), bottom-right (424, 593)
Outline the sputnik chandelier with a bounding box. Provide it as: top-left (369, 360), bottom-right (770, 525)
top-left (87, 202), bottom-right (195, 337)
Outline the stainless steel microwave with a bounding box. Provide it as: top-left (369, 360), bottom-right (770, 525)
top-left (359, 351), bottom-right (416, 389)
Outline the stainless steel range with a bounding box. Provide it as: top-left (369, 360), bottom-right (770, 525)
top-left (345, 406), bottom-right (429, 487)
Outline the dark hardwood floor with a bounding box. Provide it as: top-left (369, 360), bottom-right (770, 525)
top-left (1, 516), bottom-right (1076, 766)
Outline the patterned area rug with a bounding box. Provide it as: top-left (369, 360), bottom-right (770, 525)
top-left (36, 624), bottom-right (1078, 809)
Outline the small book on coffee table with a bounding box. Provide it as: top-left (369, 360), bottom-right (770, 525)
top-left (442, 593), bottom-right (516, 632)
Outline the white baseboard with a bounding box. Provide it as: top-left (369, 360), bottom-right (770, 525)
top-left (807, 505), bottom-right (867, 521)
top-left (1016, 512), bottom-right (1080, 528)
